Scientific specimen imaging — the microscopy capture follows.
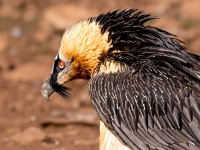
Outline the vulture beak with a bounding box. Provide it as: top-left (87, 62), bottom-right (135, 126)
top-left (41, 79), bottom-right (54, 100)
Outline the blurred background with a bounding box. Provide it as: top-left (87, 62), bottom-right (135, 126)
top-left (0, 0), bottom-right (199, 150)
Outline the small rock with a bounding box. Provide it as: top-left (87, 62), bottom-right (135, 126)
top-left (42, 137), bottom-right (59, 145)
top-left (10, 26), bottom-right (23, 38)
top-left (73, 140), bottom-right (80, 145)
top-left (30, 115), bottom-right (37, 122)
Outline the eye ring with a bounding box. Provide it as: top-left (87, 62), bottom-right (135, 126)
top-left (58, 61), bottom-right (65, 70)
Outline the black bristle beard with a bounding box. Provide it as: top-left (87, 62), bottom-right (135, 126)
top-left (49, 70), bottom-right (70, 99)
top-left (53, 84), bottom-right (70, 98)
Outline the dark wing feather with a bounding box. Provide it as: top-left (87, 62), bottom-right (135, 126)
top-left (88, 62), bottom-right (200, 150)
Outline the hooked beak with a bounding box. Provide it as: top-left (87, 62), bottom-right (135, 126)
top-left (41, 77), bottom-right (70, 100)
top-left (41, 79), bottom-right (54, 100)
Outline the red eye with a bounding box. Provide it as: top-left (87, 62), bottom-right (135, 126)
top-left (58, 61), bottom-right (65, 69)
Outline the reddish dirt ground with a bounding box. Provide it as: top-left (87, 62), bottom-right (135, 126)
top-left (0, 0), bottom-right (199, 149)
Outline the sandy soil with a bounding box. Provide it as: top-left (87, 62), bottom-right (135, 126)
top-left (0, 0), bottom-right (199, 149)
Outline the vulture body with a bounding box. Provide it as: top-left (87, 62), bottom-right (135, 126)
top-left (42, 9), bottom-right (200, 150)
